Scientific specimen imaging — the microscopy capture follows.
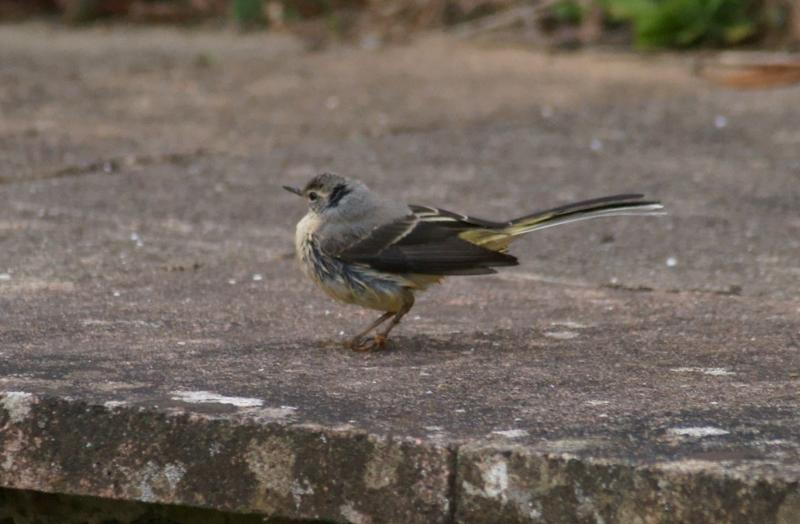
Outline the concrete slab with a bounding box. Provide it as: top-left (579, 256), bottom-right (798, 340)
top-left (1, 24), bottom-right (799, 523)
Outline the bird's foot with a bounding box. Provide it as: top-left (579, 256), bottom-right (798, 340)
top-left (346, 334), bottom-right (388, 352)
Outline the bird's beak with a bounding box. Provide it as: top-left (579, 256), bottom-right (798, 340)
top-left (283, 185), bottom-right (303, 197)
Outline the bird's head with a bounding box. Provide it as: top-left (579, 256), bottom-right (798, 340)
top-left (283, 173), bottom-right (364, 216)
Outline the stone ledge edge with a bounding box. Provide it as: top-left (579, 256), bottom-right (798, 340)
top-left (1, 392), bottom-right (798, 523)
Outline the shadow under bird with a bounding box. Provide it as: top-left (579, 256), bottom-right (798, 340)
top-left (284, 173), bottom-right (664, 351)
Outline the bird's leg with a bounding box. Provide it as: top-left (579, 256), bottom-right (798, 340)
top-left (348, 295), bottom-right (415, 352)
top-left (375, 305), bottom-right (411, 344)
top-left (346, 312), bottom-right (393, 351)
top-left (358, 299), bottom-right (414, 351)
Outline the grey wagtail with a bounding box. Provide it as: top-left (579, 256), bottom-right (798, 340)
top-left (284, 173), bottom-right (664, 351)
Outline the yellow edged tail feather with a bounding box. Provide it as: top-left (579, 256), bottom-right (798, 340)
top-left (460, 194), bottom-right (665, 252)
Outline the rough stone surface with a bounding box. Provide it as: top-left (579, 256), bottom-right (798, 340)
top-left (1, 24), bottom-right (799, 523)
top-left (0, 395), bottom-right (452, 522)
top-left (457, 444), bottom-right (800, 523)
top-left (0, 487), bottom-right (281, 524)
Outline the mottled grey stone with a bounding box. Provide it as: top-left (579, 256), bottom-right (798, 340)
top-left (0, 24), bottom-right (799, 524)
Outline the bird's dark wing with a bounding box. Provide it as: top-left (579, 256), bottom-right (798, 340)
top-left (334, 207), bottom-right (517, 276)
top-left (408, 205), bottom-right (506, 229)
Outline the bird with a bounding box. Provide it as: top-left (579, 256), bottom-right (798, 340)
top-left (284, 173), bottom-right (664, 351)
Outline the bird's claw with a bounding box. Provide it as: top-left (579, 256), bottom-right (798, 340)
top-left (346, 334), bottom-right (387, 352)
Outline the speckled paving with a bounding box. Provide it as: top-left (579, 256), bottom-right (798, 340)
top-left (1, 25), bottom-right (799, 523)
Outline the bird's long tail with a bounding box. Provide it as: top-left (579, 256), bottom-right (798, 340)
top-left (505, 193), bottom-right (665, 235)
top-left (462, 194), bottom-right (664, 251)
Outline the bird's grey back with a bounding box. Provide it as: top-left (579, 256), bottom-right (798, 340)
top-left (311, 177), bottom-right (410, 254)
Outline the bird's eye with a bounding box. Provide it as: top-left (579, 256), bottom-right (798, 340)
top-left (308, 192), bottom-right (318, 202)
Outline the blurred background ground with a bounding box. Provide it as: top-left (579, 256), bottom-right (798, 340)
top-left (4, 1), bottom-right (800, 90)
top-left (1, 0), bottom-right (799, 51)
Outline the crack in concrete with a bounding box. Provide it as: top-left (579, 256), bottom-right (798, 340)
top-left (498, 271), bottom-right (746, 299)
top-left (602, 282), bottom-right (744, 297)
top-left (0, 148), bottom-right (208, 186)
top-left (495, 269), bottom-right (747, 298)
top-left (445, 444), bottom-right (460, 524)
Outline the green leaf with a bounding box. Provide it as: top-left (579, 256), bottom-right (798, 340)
top-left (723, 22), bottom-right (756, 43)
